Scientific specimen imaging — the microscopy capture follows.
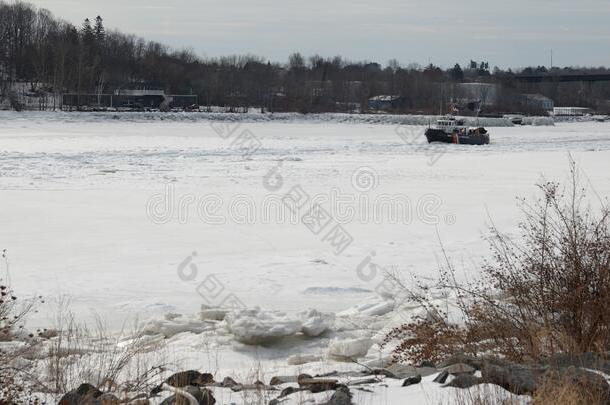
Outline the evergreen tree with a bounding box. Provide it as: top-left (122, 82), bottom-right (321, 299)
top-left (81, 18), bottom-right (94, 45)
top-left (450, 63), bottom-right (464, 81)
top-left (94, 16), bottom-right (105, 43)
top-left (478, 61), bottom-right (490, 76)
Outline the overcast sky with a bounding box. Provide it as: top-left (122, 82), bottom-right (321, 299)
top-left (28, 0), bottom-right (610, 68)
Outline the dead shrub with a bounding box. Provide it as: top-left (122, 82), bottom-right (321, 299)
top-left (1, 251), bottom-right (164, 402)
top-left (384, 159), bottom-right (610, 364)
top-left (0, 250), bottom-right (42, 404)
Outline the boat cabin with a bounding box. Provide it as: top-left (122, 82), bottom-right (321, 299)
top-left (434, 117), bottom-right (466, 133)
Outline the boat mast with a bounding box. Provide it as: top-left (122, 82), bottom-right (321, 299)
top-left (439, 83), bottom-right (444, 116)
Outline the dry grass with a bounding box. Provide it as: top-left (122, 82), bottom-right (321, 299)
top-left (531, 371), bottom-right (610, 405)
top-left (1, 280), bottom-right (167, 403)
top-left (450, 384), bottom-right (525, 405)
top-left (38, 300), bottom-right (167, 401)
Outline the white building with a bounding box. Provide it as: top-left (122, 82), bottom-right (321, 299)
top-left (553, 107), bottom-right (592, 116)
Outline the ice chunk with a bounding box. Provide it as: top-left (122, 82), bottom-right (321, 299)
top-left (140, 314), bottom-right (213, 338)
top-left (225, 308), bottom-right (302, 345)
top-left (338, 297), bottom-right (395, 317)
top-left (299, 309), bottom-right (335, 337)
top-left (199, 307), bottom-right (229, 321)
top-left (287, 354), bottom-right (323, 365)
top-left (327, 337), bottom-right (373, 360)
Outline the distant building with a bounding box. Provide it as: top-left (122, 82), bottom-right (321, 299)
top-left (368, 95), bottom-right (403, 111)
top-left (114, 89), bottom-right (166, 109)
top-left (524, 94), bottom-right (554, 111)
top-left (456, 83), bottom-right (499, 106)
top-left (62, 88), bottom-right (197, 110)
top-left (553, 107), bottom-right (593, 116)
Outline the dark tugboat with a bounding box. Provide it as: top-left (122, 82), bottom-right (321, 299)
top-left (425, 117), bottom-right (490, 145)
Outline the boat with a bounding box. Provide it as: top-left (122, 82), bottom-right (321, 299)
top-left (425, 117), bottom-right (490, 145)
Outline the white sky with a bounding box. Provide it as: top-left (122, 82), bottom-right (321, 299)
top-left (27, 0), bottom-right (610, 68)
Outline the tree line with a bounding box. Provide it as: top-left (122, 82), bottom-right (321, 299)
top-left (1, 0), bottom-right (609, 113)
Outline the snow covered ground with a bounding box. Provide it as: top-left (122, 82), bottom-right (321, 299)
top-left (1, 112), bottom-right (609, 403)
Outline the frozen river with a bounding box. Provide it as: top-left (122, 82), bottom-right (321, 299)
top-left (1, 112), bottom-right (610, 329)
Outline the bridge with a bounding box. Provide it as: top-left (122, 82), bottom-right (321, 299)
top-left (515, 73), bottom-right (610, 83)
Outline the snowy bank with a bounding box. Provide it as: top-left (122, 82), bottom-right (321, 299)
top-left (0, 110), bottom-right (555, 126)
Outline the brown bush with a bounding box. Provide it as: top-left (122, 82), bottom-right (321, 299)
top-left (0, 249), bottom-right (41, 404)
top-left (384, 160), bottom-right (610, 364)
top-left (532, 369), bottom-right (610, 405)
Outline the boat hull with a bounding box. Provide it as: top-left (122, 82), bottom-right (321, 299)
top-left (425, 128), bottom-right (490, 145)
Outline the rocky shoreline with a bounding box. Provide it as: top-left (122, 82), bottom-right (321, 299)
top-left (56, 352), bottom-right (610, 404)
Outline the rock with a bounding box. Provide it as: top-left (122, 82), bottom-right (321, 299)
top-left (546, 352), bottom-right (610, 375)
top-left (170, 371), bottom-right (214, 386)
top-left (444, 374), bottom-right (484, 389)
top-left (58, 383), bottom-right (103, 405)
top-left (269, 375), bottom-right (297, 385)
top-left (433, 370), bottom-right (449, 384)
top-left (402, 374), bottom-right (422, 387)
top-left (221, 376), bottom-right (238, 388)
top-left (99, 393), bottom-right (120, 405)
top-left (439, 353), bottom-right (481, 370)
top-left (229, 381), bottom-right (275, 392)
top-left (38, 328), bottom-right (59, 339)
top-left (152, 371), bottom-right (214, 395)
top-left (126, 400), bottom-right (149, 405)
top-left (482, 364), bottom-right (543, 395)
top-left (444, 363), bottom-right (476, 376)
top-left (347, 378), bottom-right (379, 386)
top-left (419, 361), bottom-right (436, 368)
top-left (373, 364), bottom-right (436, 379)
top-left (384, 363), bottom-right (419, 379)
top-left (160, 385), bottom-right (215, 405)
top-left (297, 373), bottom-right (313, 383)
top-left (322, 385), bottom-right (353, 405)
top-left (298, 377), bottom-right (339, 393)
top-left (279, 386), bottom-right (303, 398)
top-left (416, 366), bottom-right (439, 377)
top-left (371, 368), bottom-right (397, 379)
top-left (253, 380), bottom-right (267, 389)
top-left (439, 354), bottom-right (509, 371)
